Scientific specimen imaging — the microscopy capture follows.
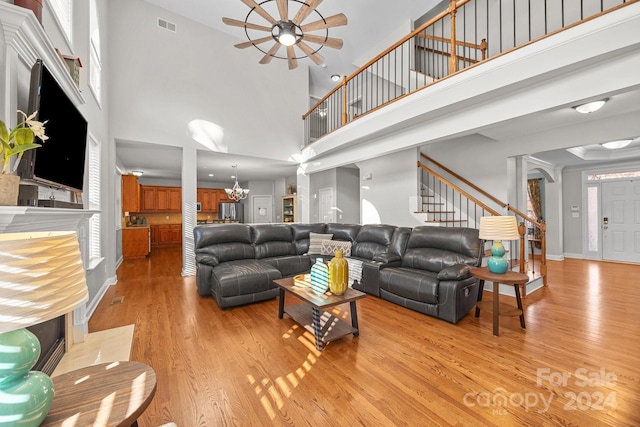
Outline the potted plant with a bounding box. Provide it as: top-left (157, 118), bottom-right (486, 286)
top-left (0, 110), bottom-right (47, 205)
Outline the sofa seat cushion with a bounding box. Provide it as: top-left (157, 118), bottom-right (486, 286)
top-left (212, 260), bottom-right (282, 298)
top-left (262, 255), bottom-right (311, 277)
top-left (379, 267), bottom-right (439, 304)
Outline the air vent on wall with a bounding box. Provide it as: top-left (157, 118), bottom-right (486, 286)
top-left (158, 18), bottom-right (177, 33)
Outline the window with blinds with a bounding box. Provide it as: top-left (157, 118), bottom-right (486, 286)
top-left (49, 0), bottom-right (73, 46)
top-left (88, 135), bottom-right (101, 261)
top-left (89, 0), bottom-right (101, 105)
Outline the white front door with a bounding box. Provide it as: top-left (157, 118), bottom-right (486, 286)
top-left (251, 195), bottom-right (273, 223)
top-left (602, 180), bottom-right (640, 262)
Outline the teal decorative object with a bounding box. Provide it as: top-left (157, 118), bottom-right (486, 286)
top-left (310, 257), bottom-right (329, 295)
top-left (487, 240), bottom-right (509, 274)
top-left (0, 329), bottom-right (54, 427)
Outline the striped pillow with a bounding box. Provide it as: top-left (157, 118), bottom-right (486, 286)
top-left (308, 233), bottom-right (333, 255)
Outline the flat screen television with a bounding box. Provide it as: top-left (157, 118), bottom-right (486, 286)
top-left (17, 59), bottom-right (88, 193)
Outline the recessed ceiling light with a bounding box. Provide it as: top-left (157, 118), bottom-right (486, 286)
top-left (573, 98), bottom-right (608, 114)
top-left (331, 74), bottom-right (341, 82)
top-left (131, 170), bottom-right (144, 176)
top-left (601, 139), bottom-right (632, 149)
top-left (208, 173), bottom-right (214, 177)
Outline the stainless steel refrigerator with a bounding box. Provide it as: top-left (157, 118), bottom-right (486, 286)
top-left (219, 202), bottom-right (244, 221)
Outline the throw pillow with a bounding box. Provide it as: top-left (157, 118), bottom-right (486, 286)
top-left (308, 232), bottom-right (333, 255)
top-left (320, 239), bottom-right (352, 257)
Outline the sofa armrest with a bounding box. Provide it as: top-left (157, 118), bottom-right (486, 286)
top-left (372, 252), bottom-right (402, 265)
top-left (437, 264), bottom-right (471, 281)
top-left (196, 254), bottom-right (220, 267)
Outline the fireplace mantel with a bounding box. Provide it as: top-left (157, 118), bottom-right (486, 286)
top-left (0, 206), bottom-right (97, 233)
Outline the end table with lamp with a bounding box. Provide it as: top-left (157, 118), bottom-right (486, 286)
top-left (475, 216), bottom-right (528, 336)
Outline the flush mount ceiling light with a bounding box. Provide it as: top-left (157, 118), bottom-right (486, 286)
top-left (223, 0), bottom-right (347, 70)
top-left (573, 98), bottom-right (609, 114)
top-left (131, 170), bottom-right (144, 176)
top-left (331, 74), bottom-right (341, 82)
top-left (225, 165), bottom-right (250, 201)
top-left (601, 139), bottom-right (632, 150)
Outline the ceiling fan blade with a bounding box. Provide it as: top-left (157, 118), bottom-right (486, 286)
top-left (302, 34), bottom-right (343, 49)
top-left (260, 43), bottom-right (281, 64)
top-left (223, 17), bottom-right (272, 32)
top-left (301, 13), bottom-right (347, 32)
top-left (297, 41), bottom-right (324, 65)
top-left (241, 0), bottom-right (277, 25)
top-left (286, 46), bottom-right (298, 70)
top-left (235, 36), bottom-right (274, 49)
top-left (292, 0), bottom-right (323, 25)
top-left (276, 0), bottom-right (288, 21)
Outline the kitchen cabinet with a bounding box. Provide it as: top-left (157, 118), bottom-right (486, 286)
top-left (197, 188), bottom-right (219, 213)
top-left (141, 186), bottom-right (181, 212)
top-left (282, 195), bottom-right (297, 223)
top-left (151, 224), bottom-right (181, 246)
top-left (121, 175), bottom-right (140, 213)
top-left (122, 227), bottom-right (149, 259)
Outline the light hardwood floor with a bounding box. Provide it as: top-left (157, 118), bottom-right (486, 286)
top-left (89, 245), bottom-right (640, 426)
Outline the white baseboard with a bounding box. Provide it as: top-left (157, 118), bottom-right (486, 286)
top-left (483, 276), bottom-right (544, 297)
top-left (546, 254), bottom-right (565, 261)
top-left (86, 275), bottom-right (117, 321)
top-left (563, 252), bottom-right (585, 259)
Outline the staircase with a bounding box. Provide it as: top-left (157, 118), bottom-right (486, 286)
top-left (418, 153), bottom-right (546, 296)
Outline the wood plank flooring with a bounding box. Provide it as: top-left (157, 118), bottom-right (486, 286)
top-left (89, 245), bottom-right (640, 426)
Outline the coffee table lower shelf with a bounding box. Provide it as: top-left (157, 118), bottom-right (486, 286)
top-left (284, 303), bottom-right (358, 350)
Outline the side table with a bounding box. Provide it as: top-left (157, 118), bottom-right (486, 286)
top-left (41, 361), bottom-right (157, 427)
top-left (470, 267), bottom-right (529, 336)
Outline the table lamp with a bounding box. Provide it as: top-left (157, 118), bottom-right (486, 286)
top-left (478, 216), bottom-right (521, 274)
top-left (0, 231), bottom-right (88, 427)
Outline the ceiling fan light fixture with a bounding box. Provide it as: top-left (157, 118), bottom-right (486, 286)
top-left (573, 98), bottom-right (609, 114)
top-left (273, 21), bottom-right (300, 46)
top-left (601, 139), bottom-right (632, 150)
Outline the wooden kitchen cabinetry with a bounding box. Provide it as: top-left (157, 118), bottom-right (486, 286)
top-left (122, 227), bottom-right (149, 259)
top-left (121, 175), bottom-right (140, 212)
top-left (282, 195), bottom-right (297, 223)
top-left (150, 224), bottom-right (181, 246)
top-left (141, 186), bottom-right (181, 212)
top-left (197, 188), bottom-right (219, 213)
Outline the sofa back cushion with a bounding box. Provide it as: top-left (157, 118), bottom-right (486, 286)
top-left (252, 224), bottom-right (296, 259)
top-left (325, 223), bottom-right (361, 242)
top-left (290, 223), bottom-right (326, 255)
top-left (401, 227), bottom-right (482, 272)
top-left (193, 224), bottom-right (255, 262)
top-left (351, 224), bottom-right (396, 260)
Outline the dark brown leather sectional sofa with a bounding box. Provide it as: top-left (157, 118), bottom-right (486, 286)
top-left (193, 222), bottom-right (483, 323)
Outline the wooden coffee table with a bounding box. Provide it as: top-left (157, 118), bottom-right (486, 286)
top-left (274, 277), bottom-right (366, 351)
top-left (42, 361), bottom-right (156, 427)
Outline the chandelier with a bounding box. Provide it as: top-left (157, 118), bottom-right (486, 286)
top-left (225, 165), bottom-right (250, 201)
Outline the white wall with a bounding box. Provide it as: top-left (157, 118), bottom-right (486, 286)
top-left (356, 149), bottom-right (422, 227)
top-left (107, 0), bottom-right (308, 163)
top-left (336, 167), bottom-right (360, 224)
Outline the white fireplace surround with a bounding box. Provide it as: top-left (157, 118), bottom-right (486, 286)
top-left (0, 4), bottom-right (94, 344)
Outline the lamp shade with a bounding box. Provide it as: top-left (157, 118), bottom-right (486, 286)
top-left (0, 231), bottom-right (88, 334)
top-left (478, 216), bottom-right (520, 241)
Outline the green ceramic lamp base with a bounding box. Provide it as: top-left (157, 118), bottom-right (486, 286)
top-left (0, 329), bottom-right (54, 427)
top-left (487, 240), bottom-right (509, 274)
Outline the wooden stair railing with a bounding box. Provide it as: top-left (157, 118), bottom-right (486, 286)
top-left (419, 155), bottom-right (547, 286)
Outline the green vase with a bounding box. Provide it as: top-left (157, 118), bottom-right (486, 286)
top-left (328, 250), bottom-right (349, 295)
top-left (0, 329), bottom-right (54, 427)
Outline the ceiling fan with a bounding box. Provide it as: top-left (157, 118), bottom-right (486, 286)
top-left (223, 0), bottom-right (347, 70)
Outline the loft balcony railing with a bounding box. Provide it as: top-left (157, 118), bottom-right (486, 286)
top-left (302, 0), bottom-right (638, 145)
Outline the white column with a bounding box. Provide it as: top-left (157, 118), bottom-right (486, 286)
top-left (181, 146), bottom-right (197, 276)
